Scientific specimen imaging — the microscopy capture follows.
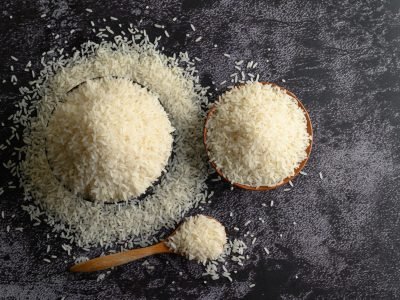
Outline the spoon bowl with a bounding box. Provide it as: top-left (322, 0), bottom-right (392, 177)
top-left (203, 82), bottom-right (313, 191)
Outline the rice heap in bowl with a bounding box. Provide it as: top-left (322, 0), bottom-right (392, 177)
top-left (46, 77), bottom-right (174, 202)
top-left (15, 32), bottom-right (210, 248)
top-left (206, 82), bottom-right (311, 188)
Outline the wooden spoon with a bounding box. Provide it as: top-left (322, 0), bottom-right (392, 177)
top-left (70, 216), bottom-right (222, 273)
top-left (70, 242), bottom-right (172, 273)
top-left (203, 82), bottom-right (313, 191)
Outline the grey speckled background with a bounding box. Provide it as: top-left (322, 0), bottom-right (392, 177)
top-left (1, 0), bottom-right (400, 299)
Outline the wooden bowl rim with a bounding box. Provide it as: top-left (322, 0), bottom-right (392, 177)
top-left (203, 81), bottom-right (313, 191)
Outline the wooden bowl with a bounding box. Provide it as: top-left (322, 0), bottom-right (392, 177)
top-left (203, 82), bottom-right (313, 191)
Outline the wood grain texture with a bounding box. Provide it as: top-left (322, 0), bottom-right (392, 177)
top-left (70, 242), bottom-right (172, 273)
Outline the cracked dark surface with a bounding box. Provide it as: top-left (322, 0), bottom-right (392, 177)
top-left (0, 0), bottom-right (400, 299)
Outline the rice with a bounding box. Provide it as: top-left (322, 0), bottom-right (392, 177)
top-left (46, 77), bottom-right (174, 202)
top-left (202, 238), bottom-right (248, 281)
top-left (11, 26), bottom-right (209, 248)
top-left (206, 82), bottom-right (311, 187)
top-left (74, 256), bottom-right (89, 263)
top-left (97, 273), bottom-right (106, 281)
top-left (166, 215), bottom-right (227, 264)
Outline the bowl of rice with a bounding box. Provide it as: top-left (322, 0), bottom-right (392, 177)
top-left (204, 82), bottom-right (313, 190)
top-left (46, 77), bottom-right (174, 203)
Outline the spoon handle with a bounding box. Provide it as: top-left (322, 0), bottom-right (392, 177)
top-left (70, 242), bottom-right (172, 272)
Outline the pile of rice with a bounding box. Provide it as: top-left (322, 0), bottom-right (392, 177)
top-left (46, 77), bottom-right (174, 202)
top-left (14, 28), bottom-right (210, 248)
top-left (166, 214), bottom-right (227, 264)
top-left (206, 82), bottom-right (311, 187)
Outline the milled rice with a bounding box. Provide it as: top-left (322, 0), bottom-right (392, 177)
top-left (166, 214), bottom-right (227, 264)
top-left (206, 82), bottom-right (311, 187)
top-left (12, 26), bottom-right (210, 248)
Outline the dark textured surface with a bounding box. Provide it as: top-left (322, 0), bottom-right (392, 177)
top-left (1, 0), bottom-right (400, 299)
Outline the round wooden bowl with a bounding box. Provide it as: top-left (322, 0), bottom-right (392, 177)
top-left (203, 82), bottom-right (313, 191)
